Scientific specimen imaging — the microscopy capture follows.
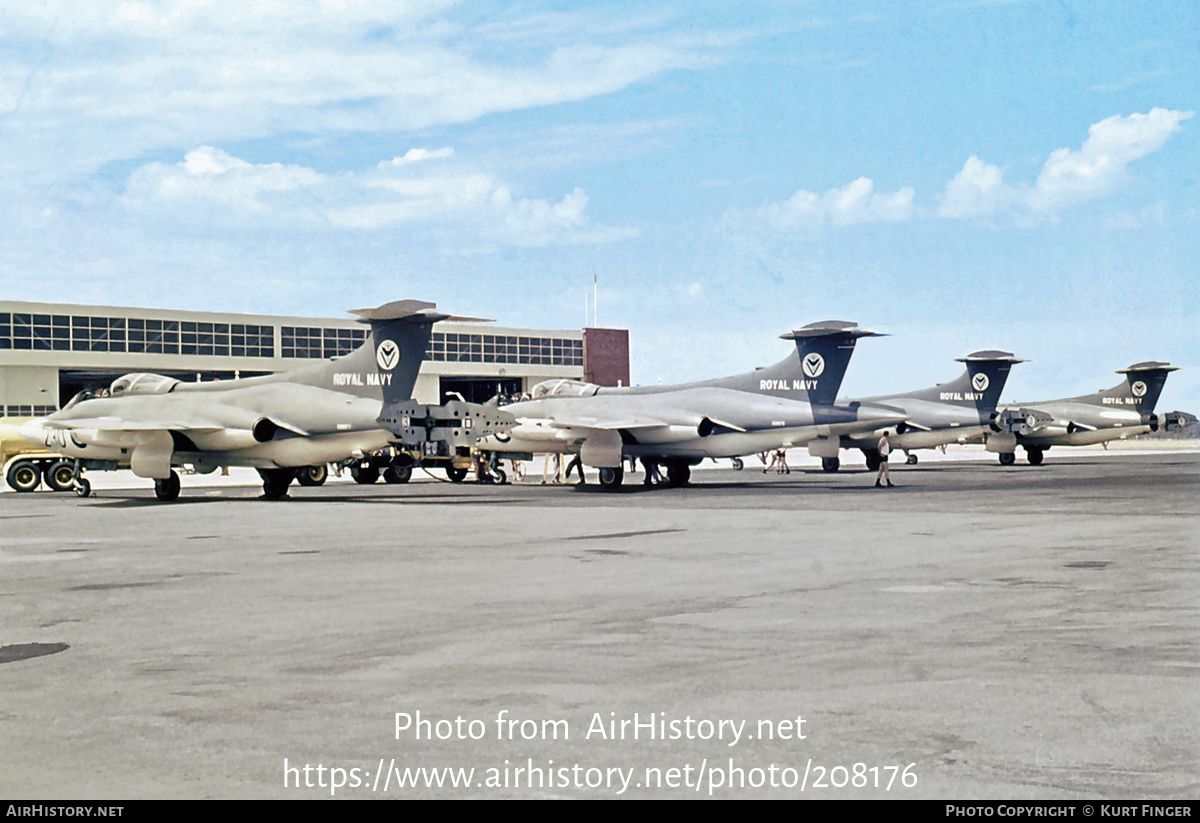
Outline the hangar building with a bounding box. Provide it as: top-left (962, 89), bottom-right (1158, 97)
top-left (0, 301), bottom-right (630, 416)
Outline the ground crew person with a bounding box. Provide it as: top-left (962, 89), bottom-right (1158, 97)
top-left (875, 431), bottom-right (894, 488)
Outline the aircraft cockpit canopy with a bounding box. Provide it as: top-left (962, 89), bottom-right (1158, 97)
top-left (529, 378), bottom-right (601, 399)
top-left (108, 373), bottom-right (181, 397)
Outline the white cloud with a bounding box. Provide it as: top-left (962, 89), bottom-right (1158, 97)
top-left (1028, 108), bottom-right (1191, 214)
top-left (937, 156), bottom-right (1009, 219)
top-left (0, 3), bottom-right (706, 185)
top-left (758, 177), bottom-right (916, 230)
top-left (125, 147), bottom-right (324, 213)
top-left (121, 146), bottom-right (624, 247)
top-left (938, 108), bottom-right (1192, 222)
top-left (379, 148), bottom-right (455, 167)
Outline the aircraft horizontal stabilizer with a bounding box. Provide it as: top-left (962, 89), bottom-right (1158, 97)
top-left (348, 300), bottom-right (491, 325)
top-left (779, 320), bottom-right (882, 341)
top-left (956, 350), bottom-right (1028, 364)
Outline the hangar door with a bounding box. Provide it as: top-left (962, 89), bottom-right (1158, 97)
top-left (439, 377), bottom-right (523, 405)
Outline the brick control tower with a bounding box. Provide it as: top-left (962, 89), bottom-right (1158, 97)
top-left (582, 328), bottom-right (630, 388)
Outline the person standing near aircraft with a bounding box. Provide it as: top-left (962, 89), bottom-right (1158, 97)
top-left (875, 431), bottom-right (894, 488)
top-left (565, 454), bottom-right (586, 484)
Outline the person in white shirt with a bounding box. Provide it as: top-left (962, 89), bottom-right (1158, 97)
top-left (875, 431), bottom-right (894, 488)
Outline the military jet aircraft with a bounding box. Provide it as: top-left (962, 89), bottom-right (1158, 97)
top-left (18, 300), bottom-right (500, 500)
top-left (986, 361), bottom-right (1182, 465)
top-left (819, 350), bottom-right (1028, 471)
top-left (456, 321), bottom-right (907, 489)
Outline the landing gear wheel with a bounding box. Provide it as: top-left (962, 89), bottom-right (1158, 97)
top-left (731, 457), bottom-right (744, 471)
top-left (598, 466), bottom-right (624, 489)
top-left (446, 466), bottom-right (468, 483)
top-left (154, 470), bottom-right (181, 502)
top-left (906, 453), bottom-right (919, 465)
top-left (863, 450), bottom-right (882, 471)
top-left (666, 463), bottom-right (691, 487)
top-left (6, 460), bottom-right (41, 492)
top-left (383, 464), bottom-right (412, 484)
top-left (44, 460), bottom-right (77, 492)
top-left (350, 464), bottom-right (379, 484)
top-left (998, 452), bottom-right (1016, 466)
top-left (259, 469), bottom-right (293, 500)
top-left (297, 465), bottom-right (328, 486)
top-left (821, 457), bottom-right (841, 473)
top-left (74, 477), bottom-right (92, 498)
top-left (1026, 447), bottom-right (1044, 466)
top-left (493, 468), bottom-right (507, 485)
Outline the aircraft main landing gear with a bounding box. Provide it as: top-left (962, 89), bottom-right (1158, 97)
top-left (598, 466), bottom-right (624, 489)
top-left (821, 457), bottom-right (841, 472)
top-left (998, 452), bottom-right (1016, 466)
top-left (155, 470), bottom-right (181, 502)
top-left (1025, 447), bottom-right (1045, 466)
top-left (297, 465), bottom-right (328, 486)
top-left (665, 462), bottom-right (691, 487)
top-left (259, 468), bottom-right (294, 500)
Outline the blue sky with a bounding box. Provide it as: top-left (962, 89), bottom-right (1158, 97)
top-left (1, 1), bottom-right (1196, 411)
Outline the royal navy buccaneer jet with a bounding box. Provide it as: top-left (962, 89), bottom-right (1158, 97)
top-left (987, 361), bottom-right (1183, 465)
top-left (19, 300), bottom-right (510, 500)
top-left (819, 350), bottom-right (1028, 471)
top-left (441, 321), bottom-right (907, 489)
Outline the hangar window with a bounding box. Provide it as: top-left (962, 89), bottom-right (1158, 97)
top-left (322, 327), bottom-right (366, 358)
top-left (230, 324), bottom-right (274, 358)
top-left (10, 314), bottom-right (32, 349)
top-left (282, 326), bottom-right (323, 358)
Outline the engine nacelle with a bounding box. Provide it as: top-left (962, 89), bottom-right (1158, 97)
top-left (985, 431), bottom-right (1017, 454)
top-left (807, 436), bottom-right (840, 459)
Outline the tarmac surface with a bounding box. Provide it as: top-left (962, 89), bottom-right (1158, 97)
top-left (2, 450), bottom-right (1198, 799)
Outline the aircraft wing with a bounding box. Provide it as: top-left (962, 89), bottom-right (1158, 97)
top-left (547, 414), bottom-right (671, 431)
top-left (42, 417), bottom-right (227, 434)
top-left (43, 416), bottom-right (310, 437)
top-left (542, 408), bottom-right (746, 434)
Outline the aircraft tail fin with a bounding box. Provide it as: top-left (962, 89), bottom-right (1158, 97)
top-left (278, 300), bottom-right (487, 401)
top-left (749, 321), bottom-right (882, 406)
top-left (348, 300), bottom-right (490, 407)
top-left (905, 350), bottom-right (1027, 412)
top-left (1084, 361), bottom-right (1177, 414)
